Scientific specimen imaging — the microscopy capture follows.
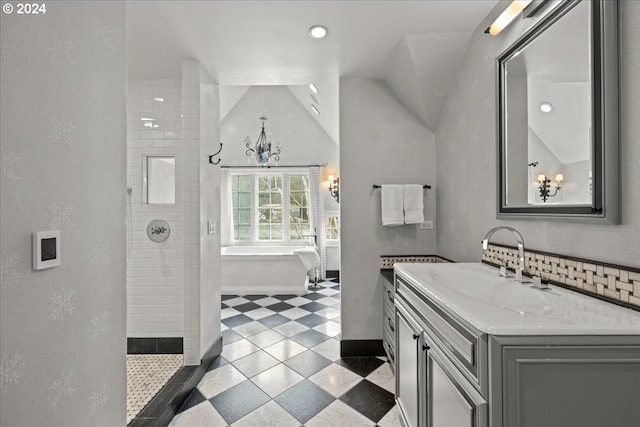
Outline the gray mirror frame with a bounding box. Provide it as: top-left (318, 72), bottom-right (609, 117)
top-left (496, 0), bottom-right (619, 224)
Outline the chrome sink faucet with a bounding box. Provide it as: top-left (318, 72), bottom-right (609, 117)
top-left (481, 226), bottom-right (529, 283)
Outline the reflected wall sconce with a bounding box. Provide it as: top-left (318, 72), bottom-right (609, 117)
top-left (485, 0), bottom-right (532, 36)
top-left (538, 173), bottom-right (563, 202)
top-left (328, 175), bottom-right (339, 203)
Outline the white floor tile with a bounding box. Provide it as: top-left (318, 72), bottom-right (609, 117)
top-left (197, 364), bottom-right (246, 399)
top-left (221, 307), bottom-right (241, 319)
top-left (284, 296), bottom-right (312, 306)
top-left (316, 296), bottom-right (340, 307)
top-left (232, 400), bottom-right (300, 427)
top-left (308, 364), bottom-right (362, 397)
top-left (280, 307), bottom-right (312, 319)
top-left (305, 400), bottom-right (374, 427)
top-left (366, 362), bottom-right (395, 394)
top-left (273, 321), bottom-right (309, 337)
top-left (310, 339), bottom-right (341, 362)
top-left (232, 350), bottom-right (280, 378)
top-left (234, 321), bottom-right (269, 338)
top-left (168, 402), bottom-right (228, 427)
top-left (377, 404), bottom-right (404, 427)
top-left (250, 364), bottom-right (304, 398)
top-left (253, 296), bottom-right (280, 306)
top-left (222, 339), bottom-right (260, 362)
top-left (315, 307), bottom-right (340, 319)
top-left (312, 320), bottom-right (341, 337)
top-left (244, 307), bottom-right (279, 320)
top-left (245, 329), bottom-right (286, 348)
top-left (223, 296), bottom-right (250, 307)
top-left (263, 339), bottom-right (307, 361)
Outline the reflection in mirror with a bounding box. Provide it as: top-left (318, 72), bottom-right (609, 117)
top-left (145, 156), bottom-right (176, 204)
top-left (497, 0), bottom-right (619, 223)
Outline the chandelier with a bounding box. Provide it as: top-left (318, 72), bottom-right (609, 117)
top-left (245, 116), bottom-right (281, 167)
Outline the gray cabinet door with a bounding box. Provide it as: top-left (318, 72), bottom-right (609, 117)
top-left (425, 342), bottom-right (487, 427)
top-left (396, 306), bottom-right (421, 427)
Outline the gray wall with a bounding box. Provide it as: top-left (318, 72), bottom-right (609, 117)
top-left (340, 78), bottom-right (436, 340)
top-left (0, 2), bottom-right (127, 425)
top-left (436, 0), bottom-right (640, 268)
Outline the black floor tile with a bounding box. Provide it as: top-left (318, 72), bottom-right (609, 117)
top-left (298, 301), bottom-right (328, 312)
top-left (265, 301), bottom-right (295, 312)
top-left (296, 314), bottom-right (328, 328)
top-left (274, 380), bottom-right (335, 424)
top-left (221, 294), bottom-right (238, 301)
top-left (272, 294), bottom-right (298, 301)
top-left (221, 314), bottom-right (253, 328)
top-left (331, 284), bottom-right (340, 290)
top-left (222, 329), bottom-right (243, 345)
top-left (284, 350), bottom-right (332, 378)
top-left (233, 302), bottom-right (262, 312)
top-left (221, 302), bottom-right (229, 309)
top-left (177, 388), bottom-right (206, 414)
top-left (291, 329), bottom-right (331, 348)
top-left (258, 313), bottom-right (291, 328)
top-left (242, 295), bottom-right (266, 301)
top-left (209, 380), bottom-right (270, 424)
top-left (301, 292), bottom-right (325, 301)
top-left (336, 357), bottom-right (385, 377)
top-left (339, 379), bottom-right (395, 423)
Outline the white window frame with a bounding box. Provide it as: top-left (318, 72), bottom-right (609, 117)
top-left (230, 168), bottom-right (311, 245)
top-left (324, 210), bottom-right (340, 247)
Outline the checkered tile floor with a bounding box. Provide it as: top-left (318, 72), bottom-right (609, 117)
top-left (169, 281), bottom-right (404, 426)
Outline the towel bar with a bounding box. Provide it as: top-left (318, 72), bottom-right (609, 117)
top-left (373, 184), bottom-right (431, 189)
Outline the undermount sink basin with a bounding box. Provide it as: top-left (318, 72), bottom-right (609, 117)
top-left (394, 262), bottom-right (640, 335)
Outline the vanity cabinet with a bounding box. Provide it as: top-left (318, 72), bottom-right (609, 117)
top-left (382, 276), bottom-right (396, 371)
top-left (394, 264), bottom-right (640, 427)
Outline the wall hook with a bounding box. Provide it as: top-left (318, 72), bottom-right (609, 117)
top-left (209, 142), bottom-right (223, 165)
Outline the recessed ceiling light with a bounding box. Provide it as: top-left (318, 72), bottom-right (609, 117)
top-left (311, 104), bottom-right (320, 115)
top-left (309, 84), bottom-right (319, 94)
top-left (140, 117), bottom-right (155, 121)
top-left (308, 25), bottom-right (328, 39)
top-left (153, 97), bottom-right (165, 103)
top-left (540, 102), bottom-right (553, 113)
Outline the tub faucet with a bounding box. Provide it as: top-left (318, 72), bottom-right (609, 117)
top-left (481, 226), bottom-right (530, 283)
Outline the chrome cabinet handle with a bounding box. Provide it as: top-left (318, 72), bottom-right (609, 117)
top-left (422, 343), bottom-right (430, 351)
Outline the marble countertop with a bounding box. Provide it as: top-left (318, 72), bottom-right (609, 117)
top-left (395, 262), bottom-right (640, 336)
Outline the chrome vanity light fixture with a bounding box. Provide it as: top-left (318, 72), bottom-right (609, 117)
top-left (537, 173), bottom-right (564, 202)
top-left (485, 0), bottom-right (532, 36)
top-left (328, 175), bottom-right (339, 203)
top-left (244, 115), bottom-right (281, 167)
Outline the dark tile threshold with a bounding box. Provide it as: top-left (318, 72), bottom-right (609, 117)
top-left (127, 336), bottom-right (223, 427)
top-left (127, 337), bottom-right (183, 354)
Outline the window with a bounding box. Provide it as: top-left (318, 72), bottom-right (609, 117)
top-left (145, 156), bottom-right (175, 204)
top-left (231, 170), bottom-right (311, 243)
top-left (325, 214), bottom-right (339, 241)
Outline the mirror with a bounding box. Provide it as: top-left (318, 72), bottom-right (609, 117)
top-left (497, 0), bottom-right (619, 223)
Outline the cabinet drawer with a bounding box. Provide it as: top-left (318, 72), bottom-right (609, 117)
top-left (396, 274), bottom-right (486, 393)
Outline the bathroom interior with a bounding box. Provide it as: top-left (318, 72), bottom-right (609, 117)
top-left (1, 1), bottom-right (639, 426)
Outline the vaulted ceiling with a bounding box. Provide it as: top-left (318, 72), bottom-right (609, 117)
top-left (127, 0), bottom-right (499, 141)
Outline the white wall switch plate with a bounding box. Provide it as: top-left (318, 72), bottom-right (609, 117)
top-left (420, 220), bottom-right (434, 230)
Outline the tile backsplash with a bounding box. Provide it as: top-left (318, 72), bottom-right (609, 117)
top-left (483, 243), bottom-right (640, 310)
top-left (380, 255), bottom-right (451, 269)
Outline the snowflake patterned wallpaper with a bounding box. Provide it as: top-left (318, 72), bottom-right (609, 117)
top-left (1, 2), bottom-right (127, 426)
top-left (436, 0), bottom-right (640, 268)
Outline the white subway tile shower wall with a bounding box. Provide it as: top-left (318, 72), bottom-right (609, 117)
top-left (127, 79), bottom-right (185, 338)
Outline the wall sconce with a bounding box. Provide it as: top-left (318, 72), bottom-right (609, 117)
top-left (538, 173), bottom-right (563, 202)
top-left (328, 175), bottom-right (339, 203)
top-left (485, 0), bottom-right (532, 36)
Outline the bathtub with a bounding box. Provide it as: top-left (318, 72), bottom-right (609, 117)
top-left (221, 246), bottom-right (313, 294)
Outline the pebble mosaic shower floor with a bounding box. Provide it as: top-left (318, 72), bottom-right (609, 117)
top-left (126, 354), bottom-right (183, 424)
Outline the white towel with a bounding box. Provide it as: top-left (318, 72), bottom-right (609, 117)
top-left (403, 184), bottom-right (424, 224)
top-left (293, 247), bottom-right (321, 271)
top-left (381, 185), bottom-right (404, 226)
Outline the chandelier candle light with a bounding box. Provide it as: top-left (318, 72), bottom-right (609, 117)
top-left (245, 115), bottom-right (282, 167)
top-left (328, 175), bottom-right (339, 203)
top-left (537, 173), bottom-right (564, 202)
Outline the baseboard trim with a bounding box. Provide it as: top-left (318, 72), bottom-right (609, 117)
top-left (130, 335), bottom-right (223, 427)
top-left (127, 337), bottom-right (183, 354)
top-left (326, 270), bottom-right (340, 281)
top-left (340, 339), bottom-right (385, 357)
